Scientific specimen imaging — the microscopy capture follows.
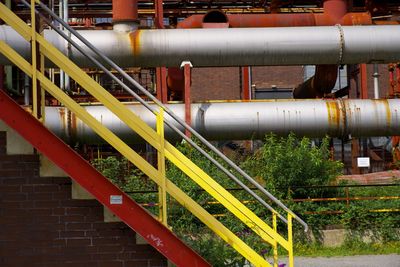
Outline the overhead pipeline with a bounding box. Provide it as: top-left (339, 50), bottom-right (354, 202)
top-left (45, 99), bottom-right (400, 144)
top-left (0, 25), bottom-right (399, 67)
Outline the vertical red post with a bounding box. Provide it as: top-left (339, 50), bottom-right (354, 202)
top-left (360, 64), bottom-right (368, 99)
top-left (154, 0), bottom-right (164, 29)
top-left (154, 0), bottom-right (168, 103)
top-left (393, 63), bottom-right (400, 166)
top-left (156, 67), bottom-right (168, 103)
top-left (182, 61), bottom-right (192, 138)
top-left (241, 66), bottom-right (251, 100)
top-left (389, 64), bottom-right (395, 97)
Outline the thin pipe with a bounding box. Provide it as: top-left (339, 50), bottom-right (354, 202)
top-left (373, 64), bottom-right (380, 99)
top-left (24, 74), bottom-right (29, 105)
top-left (26, 0), bottom-right (295, 226)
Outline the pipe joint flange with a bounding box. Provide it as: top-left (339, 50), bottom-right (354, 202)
top-left (336, 24), bottom-right (345, 65)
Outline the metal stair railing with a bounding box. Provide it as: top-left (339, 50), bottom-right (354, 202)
top-left (1, 1), bottom-right (309, 266)
top-left (0, 5), bottom-right (270, 266)
top-left (31, 0), bottom-right (308, 231)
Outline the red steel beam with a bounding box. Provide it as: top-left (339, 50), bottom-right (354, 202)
top-left (0, 90), bottom-right (210, 267)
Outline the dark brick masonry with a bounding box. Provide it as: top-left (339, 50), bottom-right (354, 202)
top-left (0, 131), bottom-right (167, 267)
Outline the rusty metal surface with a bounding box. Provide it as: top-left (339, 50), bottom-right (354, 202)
top-left (112, 0), bottom-right (138, 22)
top-left (2, 25), bottom-right (400, 67)
top-left (294, 65), bottom-right (339, 98)
top-left (44, 99), bottom-right (400, 144)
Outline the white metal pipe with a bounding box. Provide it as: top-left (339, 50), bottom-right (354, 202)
top-left (1, 25), bottom-right (400, 67)
top-left (44, 99), bottom-right (400, 144)
top-left (373, 64), bottom-right (380, 99)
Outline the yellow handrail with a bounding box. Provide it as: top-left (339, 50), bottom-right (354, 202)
top-left (0, 3), bottom-right (296, 266)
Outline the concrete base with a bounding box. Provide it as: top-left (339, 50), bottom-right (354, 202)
top-left (136, 233), bottom-right (149, 245)
top-left (71, 180), bottom-right (94, 200)
top-left (40, 154), bottom-right (68, 177)
top-left (103, 206), bottom-right (122, 222)
top-left (320, 229), bottom-right (346, 247)
top-left (0, 120), bottom-right (33, 155)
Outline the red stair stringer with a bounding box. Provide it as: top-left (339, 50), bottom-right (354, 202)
top-left (0, 90), bottom-right (210, 267)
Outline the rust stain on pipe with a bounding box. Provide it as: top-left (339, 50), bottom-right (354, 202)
top-left (59, 107), bottom-right (67, 135)
top-left (70, 112), bottom-right (78, 143)
top-left (326, 101), bottom-right (341, 130)
top-left (376, 99), bottom-right (392, 128)
top-left (129, 30), bottom-right (142, 56)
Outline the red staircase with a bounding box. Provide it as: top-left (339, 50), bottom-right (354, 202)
top-left (0, 89), bottom-right (210, 266)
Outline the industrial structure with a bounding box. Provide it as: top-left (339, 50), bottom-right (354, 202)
top-left (0, 0), bottom-right (399, 266)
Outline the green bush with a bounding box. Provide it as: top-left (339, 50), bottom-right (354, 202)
top-left (91, 134), bottom-right (399, 264)
top-left (241, 133), bottom-right (343, 199)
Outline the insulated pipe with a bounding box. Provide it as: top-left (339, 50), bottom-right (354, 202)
top-left (373, 64), bottom-right (380, 99)
top-left (45, 99), bottom-right (400, 144)
top-left (171, 5), bottom-right (371, 98)
top-left (294, 0), bottom-right (347, 98)
top-left (0, 25), bottom-right (399, 67)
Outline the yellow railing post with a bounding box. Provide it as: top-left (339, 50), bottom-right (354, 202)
top-left (157, 107), bottom-right (167, 226)
top-left (288, 213), bottom-right (294, 267)
top-left (40, 48), bottom-right (45, 122)
top-left (30, 0), bottom-right (38, 118)
top-left (272, 212), bottom-right (278, 267)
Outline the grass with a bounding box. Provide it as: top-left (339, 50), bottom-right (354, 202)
top-left (294, 241), bottom-right (400, 257)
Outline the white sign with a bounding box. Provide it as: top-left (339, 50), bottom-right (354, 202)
top-left (357, 157), bottom-right (370, 168)
top-left (110, 195), bottom-right (123, 204)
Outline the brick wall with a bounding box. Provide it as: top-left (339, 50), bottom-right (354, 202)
top-left (191, 67), bottom-right (241, 101)
top-left (252, 66), bottom-right (304, 89)
top-left (190, 64), bottom-right (392, 101)
top-left (0, 132), bottom-right (167, 267)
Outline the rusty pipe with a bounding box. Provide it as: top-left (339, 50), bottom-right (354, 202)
top-left (169, 9), bottom-right (372, 98)
top-left (44, 99), bottom-right (400, 144)
top-left (293, 65), bottom-right (339, 98)
top-left (2, 25), bottom-right (400, 67)
top-left (112, 0), bottom-right (138, 32)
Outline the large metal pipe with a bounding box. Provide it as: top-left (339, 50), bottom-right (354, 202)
top-left (171, 4), bottom-right (370, 98)
top-left (294, 0), bottom-right (347, 99)
top-left (45, 99), bottom-right (400, 144)
top-left (1, 25), bottom-right (400, 67)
